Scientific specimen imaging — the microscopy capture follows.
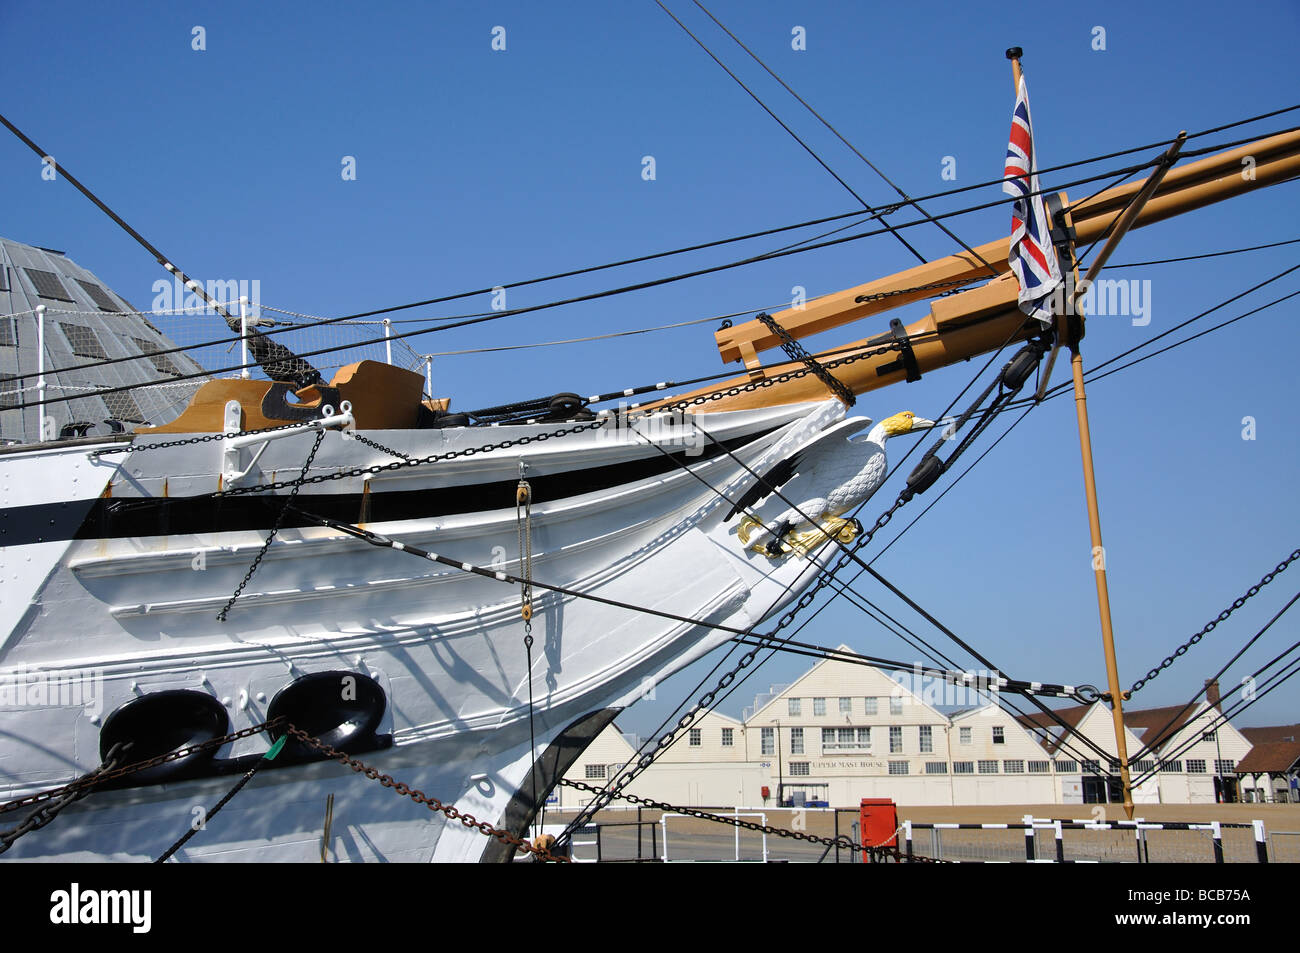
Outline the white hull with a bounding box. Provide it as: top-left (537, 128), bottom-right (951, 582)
top-left (0, 399), bottom-right (855, 861)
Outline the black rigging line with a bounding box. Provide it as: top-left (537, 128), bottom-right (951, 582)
top-left (1127, 645), bottom-right (1300, 789)
top-left (1008, 265), bottom-right (1300, 412)
top-left (1126, 591), bottom-right (1300, 767)
top-left (872, 405), bottom-right (1033, 563)
top-left (651, 0), bottom-right (928, 264)
top-left (691, 0), bottom-right (999, 277)
top-left (4, 152), bottom-right (1169, 408)
top-left (10, 125), bottom-right (1294, 403)
top-left (1107, 237), bottom-right (1300, 268)
top-left (639, 318), bottom-right (1125, 769)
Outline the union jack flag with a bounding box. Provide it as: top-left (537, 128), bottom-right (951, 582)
top-left (1003, 74), bottom-right (1062, 325)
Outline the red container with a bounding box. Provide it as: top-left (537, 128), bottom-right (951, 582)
top-left (859, 798), bottom-right (898, 860)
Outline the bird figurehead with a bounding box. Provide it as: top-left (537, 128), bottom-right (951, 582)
top-left (876, 411), bottom-right (936, 439)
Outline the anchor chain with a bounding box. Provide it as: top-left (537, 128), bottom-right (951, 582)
top-left (558, 779), bottom-right (937, 862)
top-left (561, 338), bottom-right (1051, 839)
top-left (1124, 547), bottom-right (1300, 698)
top-left (0, 743), bottom-right (127, 856)
top-left (284, 727), bottom-right (568, 862)
top-left (216, 427), bottom-right (326, 621)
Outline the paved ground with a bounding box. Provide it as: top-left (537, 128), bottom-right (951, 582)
top-left (546, 803), bottom-right (1300, 863)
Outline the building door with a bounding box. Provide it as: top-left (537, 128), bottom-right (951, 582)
top-left (1082, 775), bottom-right (1108, 804)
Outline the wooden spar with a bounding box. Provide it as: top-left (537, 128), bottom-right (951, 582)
top-left (710, 126), bottom-right (1300, 371)
top-left (1014, 50), bottom-right (1182, 821)
top-left (641, 122), bottom-right (1300, 414)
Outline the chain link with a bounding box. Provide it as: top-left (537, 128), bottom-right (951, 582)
top-left (344, 429), bottom-right (411, 461)
top-left (216, 427), bottom-right (326, 621)
top-left (1126, 548), bottom-right (1300, 696)
top-left (854, 275), bottom-right (983, 304)
top-left (283, 727), bottom-right (568, 862)
top-left (558, 779), bottom-right (935, 862)
top-left (756, 313), bottom-right (855, 407)
top-left (564, 496), bottom-right (909, 837)
top-left (87, 340), bottom-right (904, 502)
top-left (0, 743), bottom-right (127, 855)
top-left (0, 721), bottom-right (281, 822)
top-left (89, 420), bottom-right (310, 456)
top-left (0, 718), bottom-right (565, 862)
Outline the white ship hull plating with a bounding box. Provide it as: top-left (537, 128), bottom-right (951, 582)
top-left (0, 399), bottom-right (855, 861)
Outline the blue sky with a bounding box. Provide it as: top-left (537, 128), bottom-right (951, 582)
top-left (4, 0), bottom-right (1298, 738)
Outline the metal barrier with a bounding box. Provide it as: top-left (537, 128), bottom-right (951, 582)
top-left (660, 811), bottom-right (769, 863)
top-left (1267, 830), bottom-right (1300, 863)
top-left (901, 816), bottom-right (1268, 863)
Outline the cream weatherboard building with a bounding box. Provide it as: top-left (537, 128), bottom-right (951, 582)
top-left (556, 651), bottom-right (1267, 810)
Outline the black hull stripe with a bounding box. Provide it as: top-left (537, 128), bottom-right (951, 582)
top-left (0, 427), bottom-right (780, 546)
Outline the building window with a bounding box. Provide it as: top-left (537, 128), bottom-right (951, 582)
top-left (788, 697), bottom-right (801, 716)
top-left (689, 728), bottom-right (701, 747)
top-left (813, 697), bottom-right (826, 716)
top-left (1214, 759), bottom-right (1235, 774)
top-left (919, 725), bottom-right (933, 754)
top-left (790, 727), bottom-right (804, 755)
top-left (959, 727), bottom-right (971, 745)
top-left (0, 316), bottom-right (16, 347)
top-left (977, 760), bottom-right (999, 774)
top-left (1081, 760), bottom-right (1101, 774)
top-left (131, 337), bottom-right (182, 377)
top-left (863, 697), bottom-right (878, 715)
top-left (889, 726), bottom-right (903, 754)
top-left (889, 696), bottom-right (903, 716)
top-left (1054, 760), bottom-right (1079, 773)
top-left (1186, 759), bottom-right (1208, 773)
top-left (1202, 730), bottom-right (1217, 742)
top-left (1160, 760), bottom-right (1183, 772)
top-left (76, 279), bottom-right (122, 312)
top-left (992, 726), bottom-right (1005, 745)
top-left (1003, 760), bottom-right (1024, 774)
top-left (59, 322), bottom-right (108, 359)
top-left (888, 761), bottom-right (909, 776)
top-left (1133, 760), bottom-right (1156, 773)
top-left (839, 697), bottom-right (852, 714)
top-left (761, 727), bottom-right (774, 756)
top-left (789, 762), bottom-right (810, 777)
top-left (23, 267), bottom-right (72, 301)
top-left (925, 761), bottom-right (948, 775)
top-left (1028, 760), bottom-right (1051, 774)
top-left (585, 764), bottom-right (606, 779)
top-left (1109, 760), bottom-right (1121, 773)
top-left (721, 727), bottom-right (733, 747)
top-left (822, 727), bottom-right (870, 751)
top-left (953, 761), bottom-right (974, 775)
top-left (0, 375), bottom-right (20, 411)
top-left (103, 391), bottom-right (145, 424)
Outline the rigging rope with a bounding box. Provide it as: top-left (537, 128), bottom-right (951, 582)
top-left (155, 736), bottom-right (287, 862)
top-left (689, 0), bottom-right (999, 277)
top-left (651, 0), bottom-right (928, 264)
top-left (9, 134), bottom-right (1296, 411)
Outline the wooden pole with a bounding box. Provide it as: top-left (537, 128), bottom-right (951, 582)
top-left (1009, 46), bottom-right (1165, 820)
